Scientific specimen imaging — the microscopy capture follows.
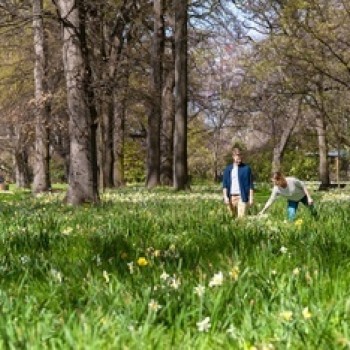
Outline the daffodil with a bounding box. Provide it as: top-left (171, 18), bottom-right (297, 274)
top-left (103, 270), bottom-right (109, 283)
top-left (280, 246), bottom-right (288, 254)
top-left (302, 307), bottom-right (312, 320)
top-left (295, 219), bottom-right (303, 228)
top-left (209, 271), bottom-right (224, 287)
top-left (194, 284), bottom-right (205, 297)
top-left (293, 267), bottom-right (300, 276)
top-left (160, 271), bottom-right (170, 281)
top-left (279, 310), bottom-right (293, 321)
top-left (148, 299), bottom-right (162, 312)
top-left (196, 317), bottom-right (211, 332)
top-left (229, 265), bottom-right (240, 281)
top-left (137, 257), bottom-right (148, 266)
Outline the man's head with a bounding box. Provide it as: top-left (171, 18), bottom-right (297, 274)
top-left (232, 148), bottom-right (243, 165)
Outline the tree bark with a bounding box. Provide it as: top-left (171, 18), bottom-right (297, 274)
top-left (55, 0), bottom-right (98, 204)
top-left (32, 0), bottom-right (50, 193)
top-left (173, 0), bottom-right (189, 190)
top-left (316, 112), bottom-right (330, 186)
top-left (14, 128), bottom-right (31, 189)
top-left (161, 66), bottom-right (175, 186)
top-left (113, 93), bottom-right (126, 187)
top-left (147, 0), bottom-right (164, 188)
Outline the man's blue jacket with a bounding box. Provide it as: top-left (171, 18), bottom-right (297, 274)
top-left (222, 163), bottom-right (254, 203)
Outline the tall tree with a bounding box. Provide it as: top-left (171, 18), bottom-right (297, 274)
top-left (32, 0), bottom-right (51, 193)
top-left (54, 0), bottom-right (98, 204)
top-left (173, 0), bottom-right (189, 190)
top-left (146, 0), bottom-right (164, 188)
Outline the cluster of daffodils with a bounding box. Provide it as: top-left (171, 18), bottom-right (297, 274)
top-left (159, 271), bottom-right (181, 290)
top-left (192, 266), bottom-right (240, 332)
top-left (102, 189), bottom-right (221, 203)
top-left (279, 307), bottom-right (312, 322)
top-left (321, 191), bottom-right (350, 202)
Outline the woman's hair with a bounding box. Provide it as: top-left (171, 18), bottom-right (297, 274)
top-left (272, 171), bottom-right (284, 180)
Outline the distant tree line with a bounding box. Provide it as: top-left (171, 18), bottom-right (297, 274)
top-left (0, 0), bottom-right (349, 204)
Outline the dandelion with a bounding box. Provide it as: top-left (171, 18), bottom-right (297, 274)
top-left (194, 284), bottom-right (205, 297)
top-left (209, 271), bottom-right (224, 287)
top-left (302, 307), bottom-right (312, 320)
top-left (137, 257), bottom-right (148, 267)
top-left (229, 265), bottom-right (240, 281)
top-left (279, 310), bottom-right (293, 321)
top-left (148, 299), bottom-right (162, 312)
top-left (196, 317), bottom-right (211, 332)
top-left (103, 270), bottom-right (109, 283)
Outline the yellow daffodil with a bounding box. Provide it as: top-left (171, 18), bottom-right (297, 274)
top-left (302, 307), bottom-right (312, 320)
top-left (137, 257), bottom-right (148, 266)
top-left (229, 266), bottom-right (240, 281)
top-left (295, 219), bottom-right (303, 228)
top-left (279, 310), bottom-right (293, 321)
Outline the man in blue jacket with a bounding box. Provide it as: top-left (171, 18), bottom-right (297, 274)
top-left (222, 147), bottom-right (254, 218)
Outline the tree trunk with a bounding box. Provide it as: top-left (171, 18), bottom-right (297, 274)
top-left (316, 112), bottom-right (330, 186)
top-left (161, 67), bottom-right (175, 186)
top-left (55, 0), bottom-right (98, 204)
top-left (14, 128), bottom-right (31, 189)
top-left (100, 97), bottom-right (114, 189)
top-left (147, 0), bottom-right (164, 188)
top-left (173, 0), bottom-right (189, 190)
top-left (32, 0), bottom-right (50, 193)
top-left (272, 99), bottom-right (301, 172)
top-left (113, 93), bottom-right (126, 187)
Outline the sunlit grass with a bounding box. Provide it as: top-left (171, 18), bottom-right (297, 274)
top-left (0, 184), bottom-right (349, 349)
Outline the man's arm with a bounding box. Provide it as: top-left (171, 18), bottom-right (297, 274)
top-left (223, 188), bottom-right (230, 204)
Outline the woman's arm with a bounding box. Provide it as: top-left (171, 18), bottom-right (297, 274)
top-left (303, 185), bottom-right (314, 205)
top-left (259, 189), bottom-right (277, 215)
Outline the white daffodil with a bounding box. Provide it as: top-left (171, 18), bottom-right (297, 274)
top-left (194, 284), bottom-right (205, 297)
top-left (196, 317), bottom-right (211, 332)
top-left (160, 271), bottom-right (170, 281)
top-left (280, 246), bottom-right (288, 254)
top-left (169, 276), bottom-right (181, 290)
top-left (209, 271), bottom-right (224, 287)
top-left (103, 270), bottom-right (109, 283)
top-left (302, 307), bottom-right (312, 320)
top-left (127, 262), bottom-right (134, 274)
top-left (148, 299), bottom-right (162, 312)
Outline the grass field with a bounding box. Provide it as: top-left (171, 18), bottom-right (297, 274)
top-left (0, 184), bottom-right (349, 349)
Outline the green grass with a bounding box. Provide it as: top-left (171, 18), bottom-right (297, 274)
top-left (0, 185), bottom-right (349, 349)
